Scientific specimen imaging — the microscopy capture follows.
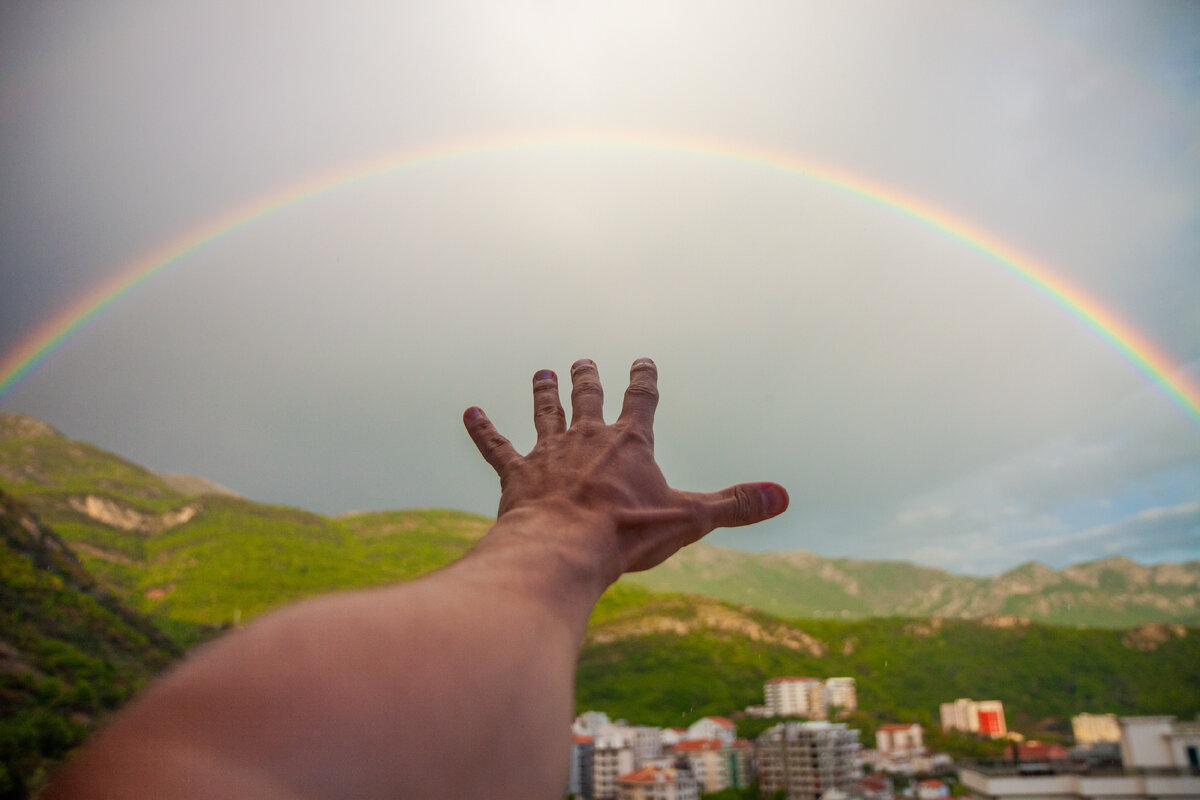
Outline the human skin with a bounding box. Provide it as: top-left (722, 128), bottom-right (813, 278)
top-left (44, 357), bottom-right (788, 800)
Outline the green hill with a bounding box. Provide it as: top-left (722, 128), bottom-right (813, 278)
top-left (0, 490), bottom-right (180, 798)
top-left (0, 413), bottom-right (491, 642)
top-left (577, 595), bottom-right (1200, 734)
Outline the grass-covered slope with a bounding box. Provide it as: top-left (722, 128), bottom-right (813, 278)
top-left (0, 413), bottom-right (490, 639)
top-left (0, 490), bottom-right (180, 799)
top-left (576, 596), bottom-right (1200, 734)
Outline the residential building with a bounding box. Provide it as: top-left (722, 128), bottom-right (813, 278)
top-left (941, 698), bottom-right (1007, 738)
top-left (757, 720), bottom-right (861, 800)
top-left (631, 726), bottom-right (663, 766)
top-left (686, 716), bottom-right (737, 745)
top-left (876, 723), bottom-right (924, 755)
top-left (569, 735), bottom-right (595, 799)
top-left (826, 677), bottom-right (859, 712)
top-left (616, 766), bottom-right (700, 800)
top-left (593, 737), bottom-right (636, 800)
top-left (959, 715), bottom-right (1200, 800)
top-left (576, 711), bottom-right (614, 738)
top-left (1120, 716), bottom-right (1200, 770)
top-left (766, 676), bottom-right (828, 718)
top-left (1072, 713), bottom-right (1121, 746)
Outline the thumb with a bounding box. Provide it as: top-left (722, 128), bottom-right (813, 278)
top-left (695, 482), bottom-right (789, 530)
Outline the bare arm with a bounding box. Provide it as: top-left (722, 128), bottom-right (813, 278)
top-left (45, 358), bottom-right (787, 800)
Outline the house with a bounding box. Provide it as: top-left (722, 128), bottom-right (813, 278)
top-left (916, 779), bottom-right (949, 800)
top-left (877, 723), bottom-right (924, 755)
top-left (686, 716), bottom-right (737, 744)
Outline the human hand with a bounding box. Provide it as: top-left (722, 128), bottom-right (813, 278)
top-left (463, 358), bottom-right (788, 578)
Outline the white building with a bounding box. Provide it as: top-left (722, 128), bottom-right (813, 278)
top-left (940, 698), bottom-right (1007, 738)
top-left (593, 736), bottom-right (637, 800)
top-left (767, 677), bottom-right (827, 718)
top-left (617, 766), bottom-right (700, 800)
top-left (686, 716), bottom-right (737, 745)
top-left (1120, 716), bottom-right (1200, 770)
top-left (959, 716), bottom-right (1200, 800)
top-left (630, 726), bottom-right (663, 766)
top-left (876, 723), bottom-right (924, 755)
top-left (758, 720), bottom-right (862, 800)
top-left (1072, 713), bottom-right (1121, 746)
top-left (826, 678), bottom-right (858, 712)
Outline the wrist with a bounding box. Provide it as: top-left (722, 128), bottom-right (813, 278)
top-left (468, 499), bottom-right (622, 605)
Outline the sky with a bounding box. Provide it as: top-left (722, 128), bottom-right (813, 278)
top-left (1, 0), bottom-right (1197, 575)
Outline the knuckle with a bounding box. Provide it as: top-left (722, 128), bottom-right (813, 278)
top-left (624, 382), bottom-right (659, 402)
top-left (534, 401), bottom-right (564, 419)
top-left (732, 486), bottom-right (755, 521)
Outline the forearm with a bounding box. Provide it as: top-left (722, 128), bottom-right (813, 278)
top-left (47, 507), bottom-right (616, 800)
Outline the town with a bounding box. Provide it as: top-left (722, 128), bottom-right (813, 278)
top-left (566, 676), bottom-right (1200, 800)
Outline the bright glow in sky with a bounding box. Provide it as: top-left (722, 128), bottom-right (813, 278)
top-left (1, 0), bottom-right (1197, 574)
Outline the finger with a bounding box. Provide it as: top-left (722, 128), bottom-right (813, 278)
top-left (532, 369), bottom-right (566, 441)
top-left (691, 482), bottom-right (789, 530)
top-left (463, 407), bottom-right (521, 475)
top-left (617, 357), bottom-right (659, 437)
top-left (569, 358), bottom-right (605, 426)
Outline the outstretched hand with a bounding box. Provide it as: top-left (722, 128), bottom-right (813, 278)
top-left (463, 358), bottom-right (788, 578)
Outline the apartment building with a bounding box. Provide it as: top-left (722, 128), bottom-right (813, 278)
top-left (1072, 713), bottom-right (1122, 746)
top-left (569, 735), bottom-right (595, 799)
top-left (940, 698), bottom-right (1008, 738)
top-left (826, 677), bottom-right (859, 712)
top-left (766, 677), bottom-right (827, 718)
top-left (593, 737), bottom-right (636, 800)
top-left (758, 720), bottom-right (862, 800)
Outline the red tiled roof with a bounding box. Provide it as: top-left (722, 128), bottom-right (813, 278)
top-left (671, 738), bottom-right (725, 752)
top-left (573, 735), bottom-right (594, 744)
top-left (619, 767), bottom-right (677, 784)
top-left (920, 780), bottom-right (945, 788)
top-left (878, 723), bottom-right (920, 732)
top-left (706, 716), bottom-right (736, 728)
top-left (859, 775), bottom-right (891, 791)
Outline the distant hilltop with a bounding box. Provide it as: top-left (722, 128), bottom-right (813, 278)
top-left (2, 410), bottom-right (1197, 628)
top-left (625, 541), bottom-right (1200, 627)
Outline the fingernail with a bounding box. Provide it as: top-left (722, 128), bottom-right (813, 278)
top-left (533, 369), bottom-right (556, 382)
top-left (633, 357), bottom-right (655, 369)
top-left (464, 407), bottom-right (483, 421)
top-left (762, 485), bottom-right (789, 516)
top-left (572, 358), bottom-right (595, 372)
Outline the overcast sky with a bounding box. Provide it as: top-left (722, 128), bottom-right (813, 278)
top-left (1, 1), bottom-right (1197, 575)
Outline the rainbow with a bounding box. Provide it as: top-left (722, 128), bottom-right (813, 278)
top-left (2, 130), bottom-right (1198, 426)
